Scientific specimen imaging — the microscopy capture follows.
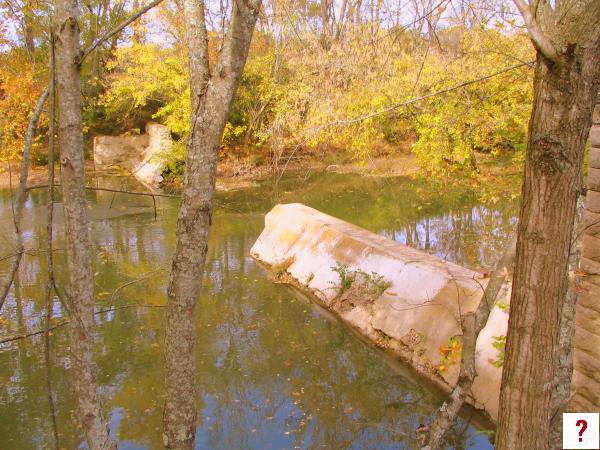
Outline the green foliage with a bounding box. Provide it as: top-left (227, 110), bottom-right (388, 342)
top-left (490, 334), bottom-right (507, 367)
top-left (496, 301), bottom-right (510, 312)
top-left (437, 336), bottom-right (463, 373)
top-left (272, 256), bottom-right (296, 278)
top-left (331, 264), bottom-right (356, 294)
top-left (96, 26), bottom-right (534, 177)
top-left (100, 42), bottom-right (189, 135)
top-left (331, 264), bottom-right (392, 297)
top-left (411, 28), bottom-right (533, 175)
top-left (361, 271), bottom-right (393, 297)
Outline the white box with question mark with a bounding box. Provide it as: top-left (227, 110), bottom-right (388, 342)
top-left (563, 412), bottom-right (599, 449)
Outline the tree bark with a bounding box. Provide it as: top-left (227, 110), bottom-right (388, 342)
top-left (496, 41), bottom-right (600, 450)
top-left (53, 1), bottom-right (116, 448)
top-left (548, 197), bottom-right (585, 449)
top-left (44, 32), bottom-right (60, 450)
top-left (162, 0), bottom-right (261, 448)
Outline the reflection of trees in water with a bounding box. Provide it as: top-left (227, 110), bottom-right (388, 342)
top-left (188, 217), bottom-right (488, 449)
top-left (382, 205), bottom-right (516, 270)
top-left (0, 177), bottom-right (505, 449)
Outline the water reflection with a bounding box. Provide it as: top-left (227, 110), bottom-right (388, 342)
top-left (0, 173), bottom-right (516, 449)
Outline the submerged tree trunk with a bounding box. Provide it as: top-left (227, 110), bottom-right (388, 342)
top-left (53, 1), bottom-right (116, 448)
top-left (496, 42), bottom-right (600, 450)
top-left (162, 0), bottom-right (261, 448)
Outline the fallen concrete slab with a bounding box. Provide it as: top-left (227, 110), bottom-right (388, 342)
top-left (251, 203), bottom-right (511, 421)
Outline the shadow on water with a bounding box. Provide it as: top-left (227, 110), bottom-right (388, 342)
top-left (0, 172), bottom-right (517, 449)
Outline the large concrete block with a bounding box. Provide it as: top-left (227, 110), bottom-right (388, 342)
top-left (253, 204), bottom-right (600, 419)
top-left (93, 135), bottom-right (149, 169)
top-left (251, 203), bottom-right (509, 420)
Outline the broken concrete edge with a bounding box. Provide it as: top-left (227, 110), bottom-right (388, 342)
top-left (252, 254), bottom-right (502, 425)
top-left (93, 122), bottom-right (172, 189)
top-left (258, 256), bottom-right (455, 383)
top-left (250, 203), bottom-right (511, 423)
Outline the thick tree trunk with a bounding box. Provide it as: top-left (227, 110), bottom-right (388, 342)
top-left (53, 1), bottom-right (116, 449)
top-left (496, 43), bottom-right (600, 450)
top-left (162, 0), bottom-right (260, 448)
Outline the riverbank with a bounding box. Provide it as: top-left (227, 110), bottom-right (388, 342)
top-left (0, 152), bottom-right (520, 195)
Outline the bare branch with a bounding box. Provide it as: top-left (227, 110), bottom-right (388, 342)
top-left (79, 0), bottom-right (166, 64)
top-left (0, 304), bottom-right (167, 345)
top-left (0, 89), bottom-right (49, 314)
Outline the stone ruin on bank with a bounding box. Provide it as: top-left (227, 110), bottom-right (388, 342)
top-left (92, 122), bottom-right (172, 188)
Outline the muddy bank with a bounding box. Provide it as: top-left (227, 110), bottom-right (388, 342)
top-left (0, 153), bottom-right (420, 190)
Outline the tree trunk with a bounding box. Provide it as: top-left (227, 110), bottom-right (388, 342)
top-left (53, 1), bottom-right (116, 448)
top-left (425, 236), bottom-right (516, 450)
top-left (23, 0), bottom-right (36, 57)
top-left (320, 0), bottom-right (331, 47)
top-left (496, 42), bottom-right (600, 450)
top-left (162, 0), bottom-right (260, 448)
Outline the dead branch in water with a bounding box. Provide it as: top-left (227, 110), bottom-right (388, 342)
top-left (24, 184), bottom-right (244, 213)
top-left (0, 303), bottom-right (167, 345)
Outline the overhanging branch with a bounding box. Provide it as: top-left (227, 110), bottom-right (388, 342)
top-left (79, 0), bottom-right (166, 64)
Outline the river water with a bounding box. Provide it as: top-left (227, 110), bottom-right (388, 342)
top-left (0, 172), bottom-right (517, 449)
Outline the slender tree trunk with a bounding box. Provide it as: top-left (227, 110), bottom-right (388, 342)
top-left (44, 32), bottom-right (60, 450)
top-left (53, 1), bottom-right (116, 448)
top-left (162, 0), bottom-right (260, 448)
top-left (23, 0), bottom-right (36, 57)
top-left (320, 0), bottom-right (331, 47)
top-left (496, 42), bottom-right (600, 450)
top-left (0, 90), bottom-right (47, 313)
top-left (425, 236), bottom-right (516, 450)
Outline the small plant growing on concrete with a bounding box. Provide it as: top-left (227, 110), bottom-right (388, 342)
top-left (305, 272), bottom-right (315, 286)
top-left (331, 264), bottom-right (356, 294)
top-left (272, 256), bottom-right (295, 278)
top-left (360, 270), bottom-right (393, 297)
top-left (489, 334), bottom-right (506, 368)
top-left (330, 264), bottom-right (393, 300)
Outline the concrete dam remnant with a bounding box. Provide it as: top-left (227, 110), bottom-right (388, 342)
top-left (251, 203), bottom-right (598, 422)
top-left (93, 122), bottom-right (172, 188)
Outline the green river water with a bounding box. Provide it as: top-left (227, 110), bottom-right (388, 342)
top-left (0, 172), bottom-right (517, 449)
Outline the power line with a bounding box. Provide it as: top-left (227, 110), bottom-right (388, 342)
top-left (322, 60), bottom-right (534, 128)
